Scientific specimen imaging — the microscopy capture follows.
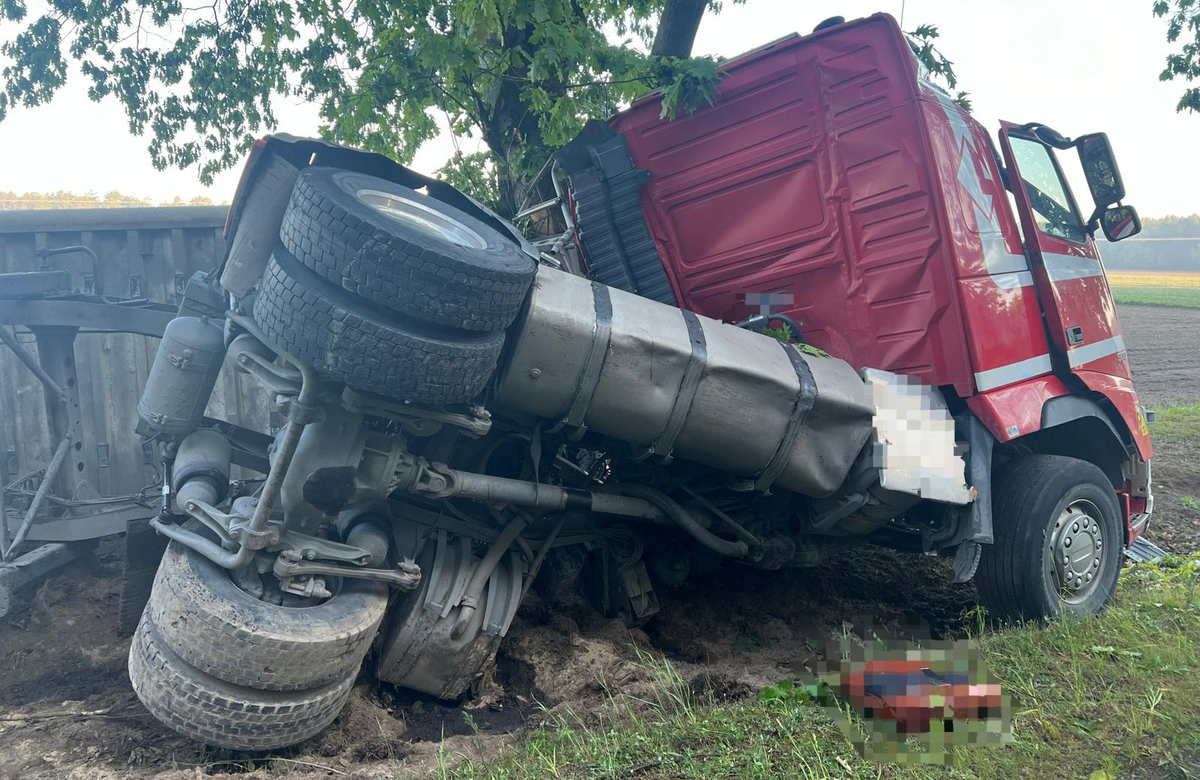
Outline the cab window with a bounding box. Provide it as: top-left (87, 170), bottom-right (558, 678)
top-left (1008, 136), bottom-right (1086, 244)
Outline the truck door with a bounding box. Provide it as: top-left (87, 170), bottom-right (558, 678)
top-left (997, 125), bottom-right (1130, 382)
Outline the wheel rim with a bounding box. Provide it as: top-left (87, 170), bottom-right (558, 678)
top-left (1047, 498), bottom-right (1106, 605)
top-left (357, 189), bottom-right (488, 249)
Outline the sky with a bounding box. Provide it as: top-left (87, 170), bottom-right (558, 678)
top-left (0, 0), bottom-right (1197, 217)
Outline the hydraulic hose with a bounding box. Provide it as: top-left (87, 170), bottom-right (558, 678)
top-left (617, 484), bottom-right (749, 559)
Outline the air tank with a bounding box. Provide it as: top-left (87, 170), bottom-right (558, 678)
top-left (138, 316), bottom-right (226, 437)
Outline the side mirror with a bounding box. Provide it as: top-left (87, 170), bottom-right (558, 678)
top-left (1076, 133), bottom-right (1126, 208)
top-left (1101, 205), bottom-right (1141, 242)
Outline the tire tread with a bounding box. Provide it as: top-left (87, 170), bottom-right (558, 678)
top-left (253, 250), bottom-right (504, 404)
top-left (280, 169), bottom-right (535, 332)
top-left (128, 618), bottom-right (354, 751)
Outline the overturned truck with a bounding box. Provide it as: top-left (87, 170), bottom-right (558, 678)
top-left (83, 14), bottom-right (1156, 749)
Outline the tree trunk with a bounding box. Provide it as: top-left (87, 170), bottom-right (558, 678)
top-left (651, 0), bottom-right (708, 58)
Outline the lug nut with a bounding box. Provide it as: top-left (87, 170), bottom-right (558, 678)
top-left (1072, 522), bottom-right (1079, 533)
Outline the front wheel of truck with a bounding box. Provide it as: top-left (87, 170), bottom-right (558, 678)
top-left (975, 455), bottom-right (1123, 622)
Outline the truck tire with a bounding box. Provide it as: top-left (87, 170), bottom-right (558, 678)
top-left (145, 539), bottom-right (387, 692)
top-left (129, 617), bottom-right (354, 751)
top-left (975, 455), bottom-right (1122, 622)
top-left (280, 167), bottom-right (536, 332)
top-left (254, 247), bottom-right (505, 405)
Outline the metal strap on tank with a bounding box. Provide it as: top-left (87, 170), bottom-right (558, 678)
top-left (557, 282), bottom-right (613, 434)
top-left (754, 343), bottom-right (818, 491)
top-left (645, 310), bottom-right (707, 460)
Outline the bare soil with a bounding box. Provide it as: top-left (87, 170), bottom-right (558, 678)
top-left (1119, 304), bottom-right (1200, 409)
top-left (1, 304), bottom-right (1195, 780)
top-left (1120, 305), bottom-right (1200, 555)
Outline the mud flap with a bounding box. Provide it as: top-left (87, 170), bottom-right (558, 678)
top-left (117, 517), bottom-right (169, 636)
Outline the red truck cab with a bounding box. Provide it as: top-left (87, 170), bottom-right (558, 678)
top-left (561, 12), bottom-right (1152, 553)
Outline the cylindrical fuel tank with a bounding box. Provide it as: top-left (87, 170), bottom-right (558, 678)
top-left (138, 316), bottom-right (226, 437)
top-left (494, 267), bottom-right (874, 498)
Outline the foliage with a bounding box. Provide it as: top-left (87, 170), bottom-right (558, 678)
top-left (907, 23), bottom-right (971, 112)
top-left (0, 2), bottom-right (964, 216)
top-left (759, 322), bottom-right (793, 343)
top-left (1153, 0), bottom-right (1200, 113)
top-left (0, 0), bottom-right (743, 215)
top-left (756, 678), bottom-right (833, 706)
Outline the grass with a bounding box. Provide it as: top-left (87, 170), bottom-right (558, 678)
top-left (1111, 286), bottom-right (1200, 308)
top-left (435, 562), bottom-right (1200, 779)
top-left (1109, 270), bottom-right (1200, 309)
top-left (1147, 403), bottom-right (1200, 441)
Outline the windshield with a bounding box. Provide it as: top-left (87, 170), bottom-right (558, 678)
top-left (1008, 135), bottom-right (1087, 244)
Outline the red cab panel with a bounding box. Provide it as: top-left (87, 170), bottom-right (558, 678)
top-left (610, 14), bottom-right (974, 392)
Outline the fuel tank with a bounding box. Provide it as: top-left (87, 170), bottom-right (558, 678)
top-left (494, 267), bottom-right (874, 498)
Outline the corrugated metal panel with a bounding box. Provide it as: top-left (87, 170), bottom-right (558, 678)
top-left (609, 13), bottom-right (975, 390)
top-left (0, 207), bottom-right (272, 500)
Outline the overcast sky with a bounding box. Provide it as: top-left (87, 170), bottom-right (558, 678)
top-left (1, 0), bottom-right (1196, 217)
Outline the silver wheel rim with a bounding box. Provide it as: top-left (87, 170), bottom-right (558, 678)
top-left (1047, 498), bottom-right (1106, 605)
top-left (357, 189), bottom-right (487, 249)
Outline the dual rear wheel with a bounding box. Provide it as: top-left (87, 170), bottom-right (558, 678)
top-left (129, 540), bottom-right (388, 751)
top-left (252, 166), bottom-right (538, 405)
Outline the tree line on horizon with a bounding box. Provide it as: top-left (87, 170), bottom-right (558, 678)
top-left (1103, 214), bottom-right (1200, 272)
top-left (0, 191), bottom-right (224, 210)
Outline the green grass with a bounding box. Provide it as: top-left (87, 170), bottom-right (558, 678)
top-left (439, 559), bottom-right (1200, 780)
top-left (1112, 286), bottom-right (1200, 309)
top-left (1148, 403), bottom-right (1200, 441)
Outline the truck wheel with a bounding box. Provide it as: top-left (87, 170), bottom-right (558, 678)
top-left (280, 167), bottom-right (536, 332)
top-left (975, 455), bottom-right (1123, 622)
top-left (145, 539), bottom-right (388, 692)
top-left (129, 617), bottom-right (355, 751)
top-left (254, 247), bottom-right (505, 405)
